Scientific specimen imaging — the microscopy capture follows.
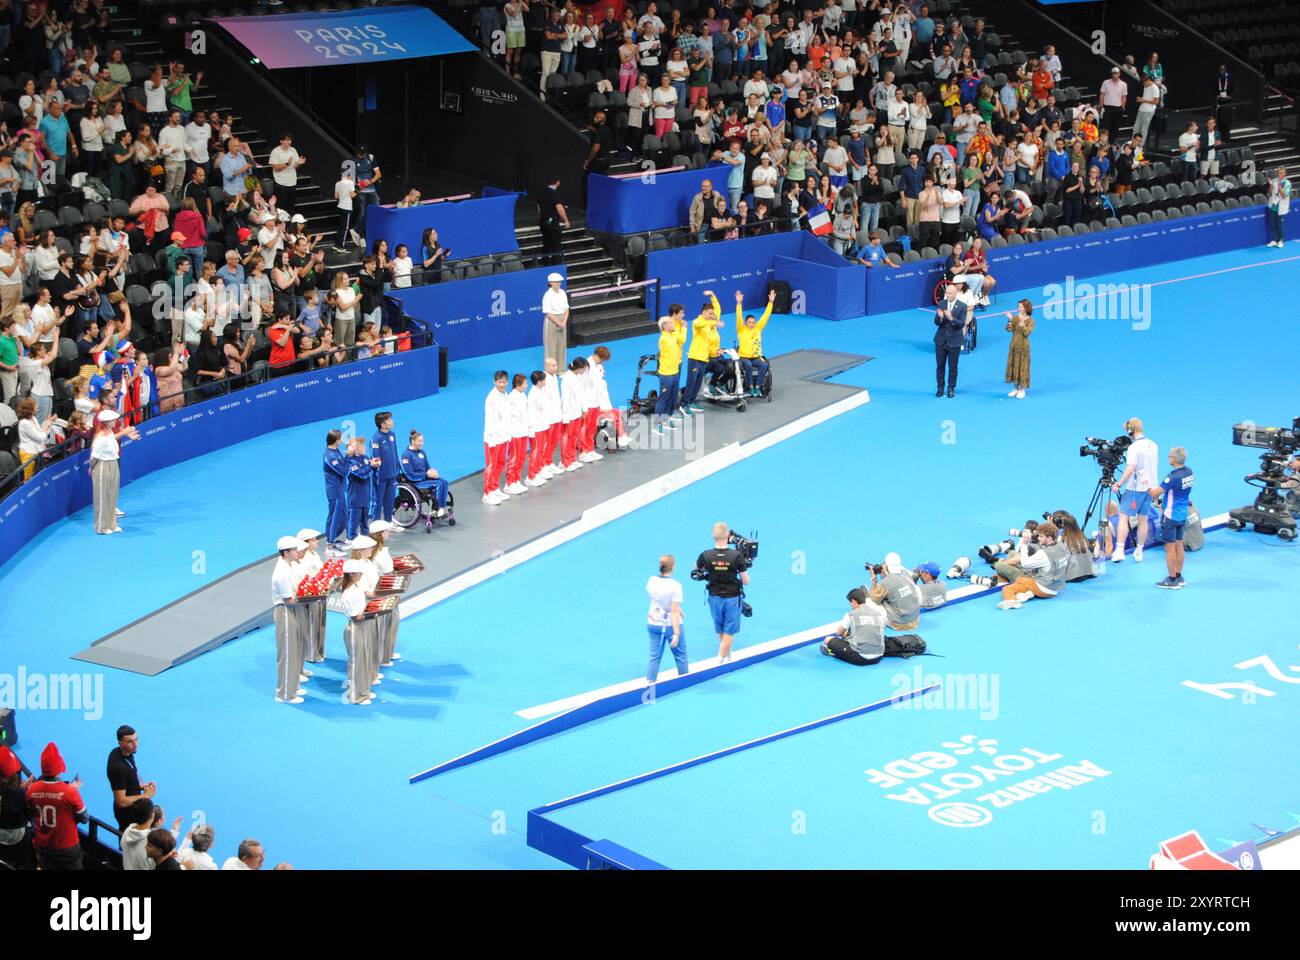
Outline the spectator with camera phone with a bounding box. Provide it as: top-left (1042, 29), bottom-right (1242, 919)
top-left (694, 521), bottom-right (751, 664)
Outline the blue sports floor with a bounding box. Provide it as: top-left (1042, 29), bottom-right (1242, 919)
top-left (2, 245), bottom-right (1298, 868)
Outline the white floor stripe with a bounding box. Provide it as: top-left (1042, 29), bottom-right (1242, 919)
top-left (398, 389), bottom-right (871, 621)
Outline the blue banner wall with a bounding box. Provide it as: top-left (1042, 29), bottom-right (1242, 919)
top-left (213, 6), bottom-right (474, 70)
top-left (0, 348), bottom-right (441, 572)
top-left (771, 235), bottom-right (868, 320)
top-left (866, 205), bottom-right (1300, 314)
top-left (389, 265), bottom-right (562, 360)
top-left (647, 231), bottom-right (804, 309)
top-left (365, 193), bottom-right (520, 264)
top-left (587, 164), bottom-right (728, 235)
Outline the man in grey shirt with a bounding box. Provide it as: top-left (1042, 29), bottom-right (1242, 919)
top-left (821, 587), bottom-right (887, 665)
top-left (914, 562), bottom-right (948, 609)
top-left (874, 553), bottom-right (921, 629)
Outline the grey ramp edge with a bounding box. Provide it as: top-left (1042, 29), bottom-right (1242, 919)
top-left (72, 349), bottom-right (871, 676)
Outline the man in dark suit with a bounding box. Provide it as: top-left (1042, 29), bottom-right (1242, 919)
top-left (1214, 65), bottom-right (1235, 143)
top-left (934, 282), bottom-right (969, 398)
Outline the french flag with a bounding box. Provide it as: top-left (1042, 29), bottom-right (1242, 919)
top-left (806, 204), bottom-right (833, 236)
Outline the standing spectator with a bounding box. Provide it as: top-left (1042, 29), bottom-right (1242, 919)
top-left (1133, 75), bottom-right (1160, 146)
top-left (1213, 64), bottom-right (1234, 142)
top-left (333, 165), bottom-right (356, 252)
top-left (1003, 299), bottom-right (1034, 399)
top-left (541, 272), bottom-right (569, 367)
top-left (933, 281), bottom-right (967, 398)
top-left (689, 179), bottom-right (718, 243)
top-left (269, 132), bottom-right (305, 214)
top-left (147, 829), bottom-right (182, 870)
top-left (184, 109), bottom-right (212, 181)
top-left (1266, 167), bottom-right (1290, 248)
top-left (120, 798), bottom-right (157, 870)
top-left (350, 145), bottom-right (382, 243)
top-left (217, 135), bottom-right (251, 203)
top-left (0, 232), bottom-right (25, 320)
top-left (38, 99), bottom-right (77, 178)
top-left (158, 110), bottom-right (189, 198)
top-left (651, 73), bottom-right (678, 139)
top-left (107, 723), bottom-right (156, 832)
top-left (536, 173), bottom-right (568, 266)
top-left (1200, 117), bottom-right (1221, 179)
top-left (917, 175), bottom-right (941, 249)
top-left (503, 0), bottom-right (528, 79)
top-left (25, 743), bottom-right (87, 870)
top-left (221, 838), bottom-right (265, 870)
top-left (179, 824), bottom-right (218, 870)
top-left (540, 7), bottom-right (565, 97)
top-left (1098, 67), bottom-right (1127, 143)
top-left (0, 746), bottom-right (32, 869)
top-left (1177, 121), bottom-right (1199, 183)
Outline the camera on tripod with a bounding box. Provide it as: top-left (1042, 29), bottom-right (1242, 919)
top-left (1228, 417), bottom-right (1299, 540)
top-left (1079, 434), bottom-right (1132, 482)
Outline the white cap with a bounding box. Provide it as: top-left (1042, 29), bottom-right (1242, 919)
top-left (349, 535), bottom-right (376, 549)
top-left (290, 213), bottom-right (306, 223)
top-left (547, 272), bottom-right (563, 283)
top-left (96, 410), bottom-right (120, 423)
top-left (277, 535), bottom-right (306, 551)
top-left (278, 209), bottom-right (290, 221)
top-left (296, 528), bottom-right (321, 542)
top-left (342, 559), bottom-right (365, 574)
top-left (368, 519), bottom-right (393, 535)
top-left (884, 552), bottom-right (904, 573)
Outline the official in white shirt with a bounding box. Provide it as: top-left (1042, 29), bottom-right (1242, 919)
top-left (645, 554), bottom-right (689, 683)
top-left (542, 273), bottom-right (569, 367)
top-left (271, 535), bottom-right (308, 704)
top-left (1110, 417), bottom-right (1159, 562)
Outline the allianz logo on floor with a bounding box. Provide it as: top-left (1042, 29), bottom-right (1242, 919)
top-left (865, 735), bottom-right (1110, 829)
top-left (0, 667), bottom-right (103, 720)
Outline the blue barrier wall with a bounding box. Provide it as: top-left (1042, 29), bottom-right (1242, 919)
top-left (773, 234), bottom-right (868, 320)
top-left (587, 164), bottom-right (727, 235)
top-left (647, 231), bottom-right (804, 309)
top-left (866, 204), bottom-right (1300, 313)
top-left (364, 193), bottom-right (520, 262)
top-left (0, 348), bottom-right (441, 571)
top-left (388, 265), bottom-right (562, 360)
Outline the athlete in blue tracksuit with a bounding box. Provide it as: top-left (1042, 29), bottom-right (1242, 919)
top-left (369, 411), bottom-right (399, 523)
top-left (323, 429), bottom-right (349, 547)
top-left (345, 439), bottom-right (374, 540)
top-left (399, 429), bottom-right (449, 515)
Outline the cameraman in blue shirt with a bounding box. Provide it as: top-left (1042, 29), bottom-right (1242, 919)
top-left (1150, 445), bottom-right (1194, 589)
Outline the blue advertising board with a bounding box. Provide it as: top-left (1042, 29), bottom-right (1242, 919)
top-left (647, 231), bottom-right (804, 309)
top-left (0, 348), bottom-right (440, 571)
top-left (365, 193), bottom-right (520, 263)
top-left (587, 164), bottom-right (728, 235)
top-left (389, 265), bottom-right (563, 361)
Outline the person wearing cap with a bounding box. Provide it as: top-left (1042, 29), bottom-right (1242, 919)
top-left (870, 553), bottom-right (922, 631)
top-left (541, 272), bottom-right (569, 367)
top-left (483, 369), bottom-right (514, 502)
top-left (368, 519), bottom-right (402, 666)
top-left (296, 528), bottom-right (327, 662)
top-left (328, 559), bottom-right (374, 704)
top-left (25, 743), bottom-right (88, 870)
top-left (272, 534), bottom-right (308, 704)
top-left (350, 535), bottom-right (385, 689)
top-left (89, 407), bottom-right (136, 534)
top-left (269, 131), bottom-right (307, 214)
top-left (351, 145), bottom-right (382, 244)
top-left (368, 411), bottom-right (400, 524)
top-left (821, 585), bottom-right (888, 665)
top-left (0, 745), bottom-right (33, 868)
top-left (334, 164), bottom-right (358, 252)
top-left (1098, 66), bottom-right (1128, 143)
top-left (914, 562), bottom-right (948, 609)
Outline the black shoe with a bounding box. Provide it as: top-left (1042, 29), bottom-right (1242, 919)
top-left (946, 388), bottom-right (955, 398)
top-left (936, 387), bottom-right (944, 397)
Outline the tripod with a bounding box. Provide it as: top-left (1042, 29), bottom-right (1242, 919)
top-left (1082, 471), bottom-right (1118, 547)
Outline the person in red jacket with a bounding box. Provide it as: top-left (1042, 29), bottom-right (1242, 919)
top-left (25, 743), bottom-right (88, 870)
top-left (173, 196), bottom-right (208, 276)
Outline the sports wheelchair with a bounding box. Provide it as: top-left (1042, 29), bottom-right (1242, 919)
top-left (392, 479), bottom-right (456, 533)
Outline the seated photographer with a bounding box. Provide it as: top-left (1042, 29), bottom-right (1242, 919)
top-left (914, 562), bottom-right (948, 609)
top-left (1048, 510), bottom-right (1097, 582)
top-left (694, 521), bottom-right (751, 664)
top-left (969, 525), bottom-right (1038, 588)
top-left (995, 522), bottom-right (1070, 611)
top-left (869, 553), bottom-right (922, 631)
top-left (820, 586), bottom-right (888, 666)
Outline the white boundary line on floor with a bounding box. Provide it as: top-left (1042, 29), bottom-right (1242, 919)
top-left (914, 253), bottom-right (1300, 313)
top-left (516, 512), bottom-right (1234, 721)
top-left (398, 389), bottom-right (872, 621)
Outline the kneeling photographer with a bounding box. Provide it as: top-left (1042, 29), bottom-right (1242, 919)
top-left (1047, 509), bottom-right (1098, 582)
top-left (692, 521), bottom-right (753, 664)
top-left (865, 553), bottom-right (922, 630)
top-left (995, 521), bottom-right (1071, 610)
top-left (914, 561), bottom-right (948, 609)
top-left (821, 586), bottom-right (888, 666)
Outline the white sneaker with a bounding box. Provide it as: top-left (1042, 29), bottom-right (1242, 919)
top-left (1015, 591), bottom-right (1033, 602)
top-left (1110, 549), bottom-right (1125, 562)
top-left (1015, 389), bottom-right (1025, 399)
top-left (543, 465), bottom-right (560, 478)
top-left (391, 653), bottom-right (402, 661)
top-left (1008, 389), bottom-right (1018, 398)
top-left (616, 435), bottom-right (631, 448)
top-left (294, 687), bottom-right (307, 697)
top-left (525, 476), bottom-right (545, 487)
top-left (276, 696), bottom-right (305, 704)
top-left (497, 488), bottom-right (511, 500)
top-left (997, 599), bottom-right (1021, 610)
top-left (506, 482), bottom-right (527, 495)
top-left (482, 491), bottom-right (503, 505)
top-left (1133, 546), bottom-right (1144, 562)
top-left (115, 509), bottom-right (125, 517)
top-left (587, 451), bottom-right (604, 461)
top-left (565, 462), bottom-right (581, 472)
top-left (578, 452), bottom-right (594, 463)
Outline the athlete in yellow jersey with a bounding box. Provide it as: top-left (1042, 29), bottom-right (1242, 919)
top-left (654, 305), bottom-right (689, 432)
top-left (681, 290), bottom-right (721, 413)
top-left (735, 289), bottom-right (776, 396)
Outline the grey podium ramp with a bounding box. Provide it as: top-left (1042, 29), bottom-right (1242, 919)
top-left (73, 349), bottom-right (870, 676)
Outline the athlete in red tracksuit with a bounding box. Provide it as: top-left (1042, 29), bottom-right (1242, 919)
top-left (482, 371), bottom-right (511, 504)
top-left (503, 374), bottom-right (530, 495)
top-left (576, 355), bottom-right (604, 462)
top-left (541, 357), bottom-right (563, 472)
top-left (587, 345), bottom-right (630, 449)
top-left (526, 370), bottom-right (554, 485)
top-left (558, 357), bottom-right (587, 471)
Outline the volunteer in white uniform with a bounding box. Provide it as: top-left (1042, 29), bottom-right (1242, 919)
top-left (328, 559), bottom-right (374, 705)
top-left (368, 519), bottom-right (402, 667)
top-left (295, 528), bottom-right (326, 664)
top-left (271, 535), bottom-right (307, 704)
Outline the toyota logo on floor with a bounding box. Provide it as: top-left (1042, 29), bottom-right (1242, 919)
top-left (928, 802), bottom-right (994, 828)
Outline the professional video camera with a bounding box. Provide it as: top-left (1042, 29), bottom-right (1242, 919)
top-left (728, 530), bottom-right (760, 566)
top-left (1079, 434), bottom-right (1132, 483)
top-left (1227, 418), bottom-right (1299, 540)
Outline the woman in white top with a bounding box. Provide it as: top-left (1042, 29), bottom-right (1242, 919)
top-left (627, 74), bottom-right (653, 144)
top-left (651, 73), bottom-right (678, 139)
top-left (79, 102), bottom-right (108, 177)
top-left (328, 560), bottom-right (375, 705)
top-left (17, 80), bottom-right (43, 122)
top-left (16, 396), bottom-right (53, 480)
top-left (104, 100), bottom-right (127, 141)
top-left (560, 11), bottom-right (578, 75)
top-left (389, 243), bottom-right (413, 288)
top-left (330, 272), bottom-right (359, 348)
top-left (907, 92), bottom-right (931, 151)
top-left (31, 230), bottom-right (61, 282)
top-left (645, 554), bottom-right (688, 682)
top-left (752, 154), bottom-right (779, 202)
top-left (89, 409), bottom-right (138, 534)
top-left (367, 520), bottom-right (402, 668)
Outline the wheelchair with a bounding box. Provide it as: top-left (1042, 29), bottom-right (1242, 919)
top-left (933, 280), bottom-right (980, 354)
top-left (392, 479), bottom-right (455, 533)
top-left (703, 350), bottom-right (773, 412)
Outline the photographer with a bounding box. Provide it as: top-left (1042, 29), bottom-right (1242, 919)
top-left (1149, 446), bottom-right (1194, 589)
top-left (1049, 510), bottom-right (1098, 582)
top-left (645, 554), bottom-right (689, 684)
top-left (1110, 417), bottom-right (1159, 563)
top-left (996, 521), bottom-right (1070, 611)
top-left (869, 553), bottom-right (921, 630)
top-left (820, 586), bottom-right (888, 666)
top-left (913, 562), bottom-right (948, 609)
top-left (695, 521), bottom-right (750, 664)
